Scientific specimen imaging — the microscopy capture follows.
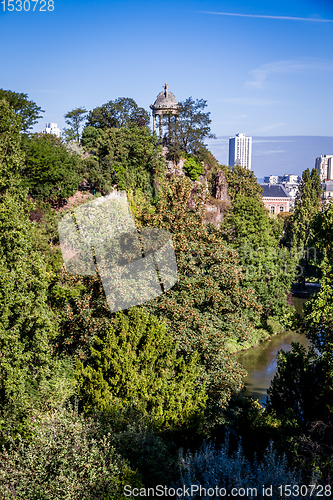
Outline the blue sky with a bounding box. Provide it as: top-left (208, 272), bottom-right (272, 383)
top-left (1, 0), bottom-right (333, 178)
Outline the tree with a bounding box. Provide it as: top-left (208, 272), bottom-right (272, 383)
top-left (85, 97), bottom-right (150, 130)
top-left (64, 106), bottom-right (87, 142)
top-left (283, 168), bottom-right (322, 281)
top-left (287, 168), bottom-right (322, 249)
top-left (0, 409), bottom-right (137, 499)
top-left (184, 154), bottom-right (204, 181)
top-left (20, 133), bottom-right (83, 202)
top-left (81, 123), bottom-right (165, 196)
top-left (220, 164), bottom-right (263, 203)
top-left (0, 89), bottom-right (44, 132)
top-left (134, 176), bottom-right (262, 423)
top-left (220, 165), bottom-right (296, 327)
top-left (267, 343), bottom-right (330, 423)
top-left (75, 308), bottom-right (207, 430)
top-left (0, 99), bottom-right (25, 194)
top-left (300, 202), bottom-right (333, 354)
top-left (169, 97), bottom-right (215, 156)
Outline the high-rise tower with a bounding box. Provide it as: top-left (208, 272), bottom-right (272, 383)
top-left (229, 133), bottom-right (252, 170)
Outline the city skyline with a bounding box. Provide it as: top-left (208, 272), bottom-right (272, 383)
top-left (1, 0), bottom-right (333, 179)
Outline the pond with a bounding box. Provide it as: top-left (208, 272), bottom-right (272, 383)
top-left (235, 295), bottom-right (311, 405)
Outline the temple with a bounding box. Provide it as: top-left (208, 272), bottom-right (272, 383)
top-left (150, 83), bottom-right (179, 140)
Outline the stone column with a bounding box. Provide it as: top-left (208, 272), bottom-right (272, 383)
top-left (159, 114), bottom-right (163, 139)
top-left (153, 113), bottom-right (156, 133)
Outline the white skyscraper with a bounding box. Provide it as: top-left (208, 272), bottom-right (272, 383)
top-left (42, 122), bottom-right (62, 138)
top-left (315, 154), bottom-right (333, 181)
top-left (229, 133), bottom-right (252, 170)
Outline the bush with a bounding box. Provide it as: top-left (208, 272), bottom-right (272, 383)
top-left (176, 438), bottom-right (308, 500)
top-left (184, 155), bottom-right (204, 181)
top-left (75, 308), bottom-right (207, 430)
top-left (0, 409), bottom-right (140, 500)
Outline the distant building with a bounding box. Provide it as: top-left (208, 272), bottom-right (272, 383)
top-left (322, 180), bottom-right (333, 205)
top-left (315, 155), bottom-right (333, 181)
top-left (42, 122), bottom-right (62, 138)
top-left (260, 184), bottom-right (291, 214)
top-left (264, 175), bottom-right (279, 184)
top-left (229, 133), bottom-right (252, 170)
top-left (278, 174), bottom-right (301, 183)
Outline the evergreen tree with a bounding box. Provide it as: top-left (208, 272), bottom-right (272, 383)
top-left (85, 97), bottom-right (150, 130)
top-left (221, 165), bottom-right (296, 327)
top-left (0, 99), bottom-right (25, 194)
top-left (284, 168), bottom-right (322, 280)
top-left (81, 123), bottom-right (165, 196)
top-left (75, 308), bottom-right (207, 429)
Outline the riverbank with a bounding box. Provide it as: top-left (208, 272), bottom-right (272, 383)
top-left (227, 283), bottom-right (320, 354)
top-left (226, 323), bottom-right (278, 354)
top-left (235, 295), bottom-right (310, 404)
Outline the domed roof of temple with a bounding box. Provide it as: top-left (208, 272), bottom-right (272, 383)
top-left (150, 83), bottom-right (179, 111)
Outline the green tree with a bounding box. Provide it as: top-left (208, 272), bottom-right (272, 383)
top-left (82, 123), bottom-right (165, 196)
top-left (290, 168), bottom-right (322, 248)
top-left (134, 176), bottom-right (261, 424)
top-left (81, 125), bottom-right (106, 151)
top-left (0, 99), bottom-right (25, 194)
top-left (75, 308), bottom-right (207, 429)
top-left (0, 89), bottom-right (44, 132)
top-left (0, 409), bottom-right (138, 500)
top-left (220, 164), bottom-right (263, 203)
top-left (184, 154), bottom-right (204, 181)
top-left (167, 97), bottom-right (215, 160)
top-left (267, 343), bottom-right (331, 424)
top-left (220, 166), bottom-right (296, 327)
top-left (300, 202), bottom-right (333, 354)
top-left (64, 106), bottom-right (87, 142)
top-left (266, 341), bottom-right (333, 481)
top-left (20, 133), bottom-right (83, 202)
top-left (86, 97), bottom-right (150, 130)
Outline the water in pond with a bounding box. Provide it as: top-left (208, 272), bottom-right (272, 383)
top-left (235, 296), bottom-right (311, 405)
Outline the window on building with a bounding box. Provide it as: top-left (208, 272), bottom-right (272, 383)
top-left (270, 206), bottom-right (275, 214)
top-left (280, 206), bottom-right (284, 212)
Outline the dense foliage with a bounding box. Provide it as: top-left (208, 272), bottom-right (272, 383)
top-left (20, 133), bottom-right (83, 202)
top-left (81, 123), bottom-right (165, 196)
top-left (1, 89), bottom-right (332, 494)
top-left (85, 97), bottom-right (150, 130)
top-left (76, 308), bottom-right (207, 429)
top-left (220, 164), bottom-right (297, 328)
top-left (0, 89), bottom-right (44, 132)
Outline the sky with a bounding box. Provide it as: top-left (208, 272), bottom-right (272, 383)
top-left (1, 0), bottom-right (333, 178)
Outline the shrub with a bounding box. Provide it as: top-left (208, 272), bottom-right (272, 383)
top-left (176, 438), bottom-right (308, 500)
top-left (75, 308), bottom-right (207, 430)
top-left (0, 410), bottom-right (140, 500)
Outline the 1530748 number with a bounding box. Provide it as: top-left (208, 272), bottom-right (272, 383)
top-left (1, 0), bottom-right (54, 11)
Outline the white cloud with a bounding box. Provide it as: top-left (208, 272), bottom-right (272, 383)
top-left (221, 97), bottom-right (283, 106)
top-left (253, 139), bottom-right (296, 143)
top-left (253, 149), bottom-right (286, 156)
top-left (199, 11), bottom-right (333, 23)
top-left (251, 122), bottom-right (287, 133)
top-left (245, 60), bottom-right (333, 89)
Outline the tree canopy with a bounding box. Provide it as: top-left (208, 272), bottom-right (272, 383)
top-left (0, 89), bottom-right (44, 133)
top-left (76, 308), bottom-right (207, 429)
top-left (177, 97), bottom-right (215, 154)
top-left (85, 97), bottom-right (150, 130)
top-left (63, 107), bottom-right (87, 142)
top-left (20, 133), bottom-right (83, 202)
top-left (81, 123), bottom-right (165, 196)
